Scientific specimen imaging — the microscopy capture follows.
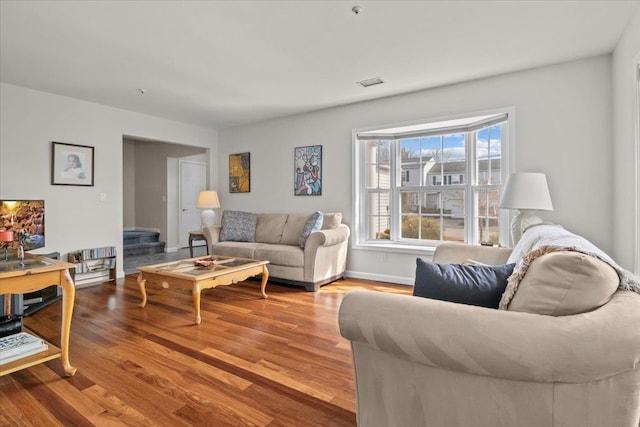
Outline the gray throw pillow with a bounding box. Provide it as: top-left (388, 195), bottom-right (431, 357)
top-left (414, 258), bottom-right (516, 309)
top-left (299, 211), bottom-right (324, 248)
top-left (219, 210), bottom-right (257, 242)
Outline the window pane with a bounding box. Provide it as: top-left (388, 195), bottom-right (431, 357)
top-left (475, 188), bottom-right (500, 244)
top-left (366, 164), bottom-right (390, 188)
top-left (365, 140), bottom-right (391, 189)
top-left (367, 192), bottom-right (390, 240)
top-left (477, 125), bottom-right (501, 185)
top-left (443, 190), bottom-right (464, 242)
top-left (400, 138), bottom-right (422, 187)
top-left (442, 134), bottom-right (465, 187)
top-left (401, 191), bottom-right (419, 214)
top-left (422, 136), bottom-right (441, 187)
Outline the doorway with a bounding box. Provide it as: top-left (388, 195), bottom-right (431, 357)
top-left (122, 137), bottom-right (208, 271)
top-left (179, 160), bottom-right (206, 248)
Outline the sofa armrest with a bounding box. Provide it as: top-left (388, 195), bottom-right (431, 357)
top-left (305, 224), bottom-right (350, 248)
top-left (339, 289), bottom-right (640, 383)
top-left (202, 225), bottom-right (221, 251)
top-left (302, 224), bottom-right (350, 285)
top-left (433, 242), bottom-right (512, 265)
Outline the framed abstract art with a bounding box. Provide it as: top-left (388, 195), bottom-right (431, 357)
top-left (294, 145), bottom-right (322, 196)
top-left (229, 152), bottom-right (250, 193)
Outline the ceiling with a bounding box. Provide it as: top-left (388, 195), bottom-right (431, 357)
top-left (1, 1), bottom-right (638, 129)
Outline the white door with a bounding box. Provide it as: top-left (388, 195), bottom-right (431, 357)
top-left (179, 160), bottom-right (206, 248)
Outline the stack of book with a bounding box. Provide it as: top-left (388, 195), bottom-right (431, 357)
top-left (0, 331), bottom-right (48, 365)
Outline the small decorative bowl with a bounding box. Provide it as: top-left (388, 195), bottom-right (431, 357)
top-left (193, 258), bottom-right (216, 268)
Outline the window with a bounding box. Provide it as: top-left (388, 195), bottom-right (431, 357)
top-left (354, 111), bottom-right (512, 250)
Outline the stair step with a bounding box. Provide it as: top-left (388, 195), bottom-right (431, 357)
top-left (123, 230), bottom-right (160, 246)
top-left (123, 241), bottom-right (165, 257)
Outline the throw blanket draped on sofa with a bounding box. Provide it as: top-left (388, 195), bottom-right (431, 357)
top-left (507, 224), bottom-right (640, 294)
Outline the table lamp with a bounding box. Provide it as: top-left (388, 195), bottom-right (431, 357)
top-left (499, 172), bottom-right (553, 244)
top-left (197, 190), bottom-right (220, 228)
top-left (0, 229), bottom-right (14, 261)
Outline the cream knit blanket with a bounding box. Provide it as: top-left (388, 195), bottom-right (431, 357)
top-left (505, 225), bottom-right (640, 296)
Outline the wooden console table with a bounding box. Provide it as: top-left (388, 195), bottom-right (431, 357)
top-left (0, 254), bottom-right (76, 377)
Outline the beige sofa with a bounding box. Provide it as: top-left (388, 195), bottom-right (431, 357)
top-left (203, 211), bottom-right (349, 291)
top-left (339, 241), bottom-right (640, 427)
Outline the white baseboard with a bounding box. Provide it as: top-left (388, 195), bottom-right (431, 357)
top-left (344, 270), bottom-right (413, 286)
top-left (165, 246), bottom-right (179, 253)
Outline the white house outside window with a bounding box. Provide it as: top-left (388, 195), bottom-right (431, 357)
top-left (354, 111), bottom-right (512, 251)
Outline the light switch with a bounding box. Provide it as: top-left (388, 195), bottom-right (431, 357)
top-left (100, 192), bottom-right (107, 201)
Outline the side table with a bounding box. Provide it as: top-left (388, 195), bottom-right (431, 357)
top-left (0, 254), bottom-right (76, 377)
top-left (188, 230), bottom-right (209, 258)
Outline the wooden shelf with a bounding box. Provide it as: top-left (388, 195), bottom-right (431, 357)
top-left (0, 336), bottom-right (61, 376)
top-left (68, 246), bottom-right (116, 286)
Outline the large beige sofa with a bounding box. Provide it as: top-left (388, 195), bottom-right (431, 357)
top-left (203, 211), bottom-right (349, 291)
top-left (339, 231), bottom-right (640, 426)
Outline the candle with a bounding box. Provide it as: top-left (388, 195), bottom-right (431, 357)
top-left (0, 230), bottom-right (13, 242)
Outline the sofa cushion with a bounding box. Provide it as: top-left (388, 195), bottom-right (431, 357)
top-left (299, 211), bottom-right (324, 248)
top-left (281, 213), bottom-right (310, 246)
top-left (255, 213), bottom-right (288, 244)
top-left (414, 258), bottom-right (515, 309)
top-left (219, 210), bottom-right (257, 242)
top-left (322, 212), bottom-right (342, 229)
top-left (254, 244), bottom-right (304, 268)
top-left (209, 242), bottom-right (259, 259)
top-left (501, 249), bottom-right (619, 316)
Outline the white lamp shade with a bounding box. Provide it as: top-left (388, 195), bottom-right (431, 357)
top-left (197, 190), bottom-right (220, 228)
top-left (499, 173), bottom-right (553, 211)
top-left (197, 191), bottom-right (220, 209)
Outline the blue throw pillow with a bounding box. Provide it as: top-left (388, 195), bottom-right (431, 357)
top-left (413, 258), bottom-right (516, 309)
top-left (299, 211), bottom-right (324, 248)
top-left (219, 210), bottom-right (257, 242)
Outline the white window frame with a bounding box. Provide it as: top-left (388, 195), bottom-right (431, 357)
top-left (352, 108), bottom-right (515, 255)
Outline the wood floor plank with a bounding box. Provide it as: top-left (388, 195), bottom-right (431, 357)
top-left (2, 276), bottom-right (411, 426)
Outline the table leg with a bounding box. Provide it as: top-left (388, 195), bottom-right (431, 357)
top-left (192, 283), bottom-right (202, 325)
top-left (60, 269), bottom-right (77, 376)
top-left (137, 273), bottom-right (147, 308)
top-left (189, 235), bottom-right (194, 258)
top-left (260, 266), bottom-right (269, 299)
top-left (3, 294), bottom-right (10, 316)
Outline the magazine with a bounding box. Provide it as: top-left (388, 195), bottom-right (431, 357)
top-left (0, 331), bottom-right (48, 363)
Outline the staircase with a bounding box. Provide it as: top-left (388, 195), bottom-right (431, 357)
top-left (123, 230), bottom-right (165, 257)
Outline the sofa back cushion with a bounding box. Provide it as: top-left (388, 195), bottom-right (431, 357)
top-left (502, 250), bottom-right (619, 316)
top-left (255, 213), bottom-right (288, 244)
top-left (281, 213), bottom-right (310, 246)
top-left (219, 210), bottom-right (257, 242)
top-left (322, 212), bottom-right (342, 230)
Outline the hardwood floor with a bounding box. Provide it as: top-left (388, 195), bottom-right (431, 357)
top-left (1, 275), bottom-right (410, 426)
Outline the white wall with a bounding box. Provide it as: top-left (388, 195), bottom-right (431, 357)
top-left (219, 55), bottom-right (617, 283)
top-left (612, 7), bottom-right (640, 273)
top-left (0, 83), bottom-right (218, 278)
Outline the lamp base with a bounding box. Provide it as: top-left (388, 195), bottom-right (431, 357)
top-left (201, 209), bottom-right (216, 229)
top-left (510, 210), bottom-right (545, 244)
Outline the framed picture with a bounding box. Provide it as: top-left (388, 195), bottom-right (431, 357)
top-left (229, 152), bottom-right (250, 193)
top-left (294, 145), bottom-right (322, 196)
top-left (51, 142), bottom-right (94, 186)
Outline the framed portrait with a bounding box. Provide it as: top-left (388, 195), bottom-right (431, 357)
top-left (229, 152), bottom-right (250, 193)
top-left (294, 145), bottom-right (322, 196)
top-left (51, 142), bottom-right (94, 186)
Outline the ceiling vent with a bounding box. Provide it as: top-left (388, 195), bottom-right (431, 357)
top-left (357, 77), bottom-right (384, 88)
